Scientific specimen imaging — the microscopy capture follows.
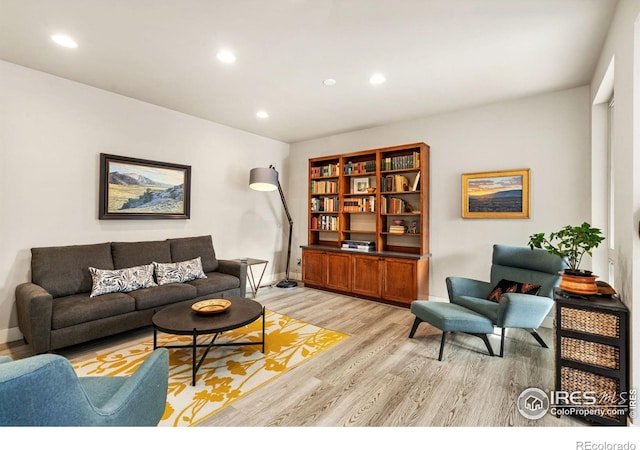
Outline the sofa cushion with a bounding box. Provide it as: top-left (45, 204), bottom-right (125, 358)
top-left (186, 272), bottom-right (240, 297)
top-left (169, 236), bottom-right (218, 272)
top-left (128, 283), bottom-right (197, 310)
top-left (153, 257), bottom-right (207, 286)
top-left (52, 292), bottom-right (136, 330)
top-left (111, 240), bottom-right (171, 269)
top-left (89, 264), bottom-right (157, 297)
top-left (486, 279), bottom-right (541, 303)
top-left (31, 243), bottom-right (114, 298)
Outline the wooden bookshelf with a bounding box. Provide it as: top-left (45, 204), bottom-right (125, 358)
top-left (302, 143), bottom-right (430, 306)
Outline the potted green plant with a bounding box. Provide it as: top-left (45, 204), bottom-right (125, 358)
top-left (528, 222), bottom-right (605, 295)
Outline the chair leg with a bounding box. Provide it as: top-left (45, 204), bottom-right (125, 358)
top-left (467, 332), bottom-right (494, 357)
top-left (438, 332), bottom-right (446, 361)
top-left (500, 327), bottom-right (505, 357)
top-left (409, 317), bottom-right (423, 338)
top-left (479, 334), bottom-right (494, 357)
top-left (528, 329), bottom-right (548, 348)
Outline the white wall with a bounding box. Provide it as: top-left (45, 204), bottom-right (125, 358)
top-left (0, 61), bottom-right (290, 343)
top-left (289, 86), bottom-right (592, 300)
top-left (590, 0), bottom-right (640, 412)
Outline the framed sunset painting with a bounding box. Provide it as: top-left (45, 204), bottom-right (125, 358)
top-left (461, 169), bottom-right (530, 219)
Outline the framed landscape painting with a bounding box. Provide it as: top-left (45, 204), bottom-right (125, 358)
top-left (99, 153), bottom-right (191, 219)
top-left (461, 169), bottom-right (530, 219)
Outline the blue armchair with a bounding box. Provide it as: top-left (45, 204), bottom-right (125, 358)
top-left (446, 244), bottom-right (567, 356)
top-left (0, 348), bottom-right (169, 426)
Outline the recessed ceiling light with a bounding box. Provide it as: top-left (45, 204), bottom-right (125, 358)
top-left (323, 78), bottom-right (337, 86)
top-left (51, 34), bottom-right (78, 49)
top-left (369, 73), bottom-right (386, 85)
top-left (256, 110), bottom-right (269, 119)
top-left (216, 50), bottom-right (236, 64)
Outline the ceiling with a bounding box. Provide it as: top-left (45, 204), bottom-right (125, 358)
top-left (0, 0), bottom-right (618, 144)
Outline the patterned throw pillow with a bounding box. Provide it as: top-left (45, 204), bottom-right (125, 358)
top-left (486, 279), bottom-right (542, 303)
top-left (89, 264), bottom-right (157, 298)
top-left (153, 257), bottom-right (207, 286)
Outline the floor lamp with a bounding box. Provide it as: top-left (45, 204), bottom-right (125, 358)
top-left (249, 165), bottom-right (297, 289)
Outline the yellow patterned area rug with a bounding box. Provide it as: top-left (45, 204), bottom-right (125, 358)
top-left (73, 309), bottom-right (348, 427)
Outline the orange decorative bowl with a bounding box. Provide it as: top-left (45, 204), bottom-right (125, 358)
top-left (192, 299), bottom-right (231, 315)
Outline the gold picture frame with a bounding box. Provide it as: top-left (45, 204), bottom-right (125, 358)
top-left (461, 169), bottom-right (530, 219)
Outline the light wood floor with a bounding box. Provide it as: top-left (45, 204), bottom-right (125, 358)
top-left (2, 285), bottom-right (586, 427)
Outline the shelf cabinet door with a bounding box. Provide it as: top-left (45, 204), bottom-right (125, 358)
top-left (325, 252), bottom-right (352, 291)
top-left (302, 250), bottom-right (325, 286)
top-left (352, 255), bottom-right (382, 298)
top-left (382, 257), bottom-right (416, 305)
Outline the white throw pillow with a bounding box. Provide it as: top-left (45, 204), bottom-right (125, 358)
top-left (89, 264), bottom-right (157, 297)
top-left (153, 257), bottom-right (207, 286)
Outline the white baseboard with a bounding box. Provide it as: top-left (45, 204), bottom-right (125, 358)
top-left (0, 326), bottom-right (23, 345)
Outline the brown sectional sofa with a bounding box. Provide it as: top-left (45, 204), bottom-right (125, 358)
top-left (15, 235), bottom-right (247, 354)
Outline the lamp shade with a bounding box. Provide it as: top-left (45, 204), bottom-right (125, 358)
top-left (249, 167), bottom-right (278, 192)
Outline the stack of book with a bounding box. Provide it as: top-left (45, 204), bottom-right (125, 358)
top-left (388, 225), bottom-right (406, 234)
top-left (341, 240), bottom-right (375, 251)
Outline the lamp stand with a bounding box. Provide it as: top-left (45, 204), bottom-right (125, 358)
top-left (274, 168), bottom-right (297, 289)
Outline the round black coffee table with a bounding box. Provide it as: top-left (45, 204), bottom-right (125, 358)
top-left (152, 296), bottom-right (265, 386)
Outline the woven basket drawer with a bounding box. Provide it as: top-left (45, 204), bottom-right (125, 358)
top-left (560, 366), bottom-right (620, 418)
top-left (560, 306), bottom-right (620, 338)
top-left (560, 337), bottom-right (619, 370)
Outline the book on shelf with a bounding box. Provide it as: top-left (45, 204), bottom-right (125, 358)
top-left (388, 225), bottom-right (407, 234)
top-left (381, 197), bottom-right (408, 214)
top-left (344, 160), bottom-right (376, 175)
top-left (343, 239), bottom-right (374, 246)
top-left (310, 180), bottom-right (338, 194)
top-left (311, 162), bottom-right (340, 178)
top-left (343, 196), bottom-right (375, 212)
top-left (311, 215), bottom-right (339, 231)
top-left (311, 196), bottom-right (338, 212)
top-left (381, 151), bottom-right (420, 171)
top-left (341, 240), bottom-right (375, 251)
top-left (382, 174), bottom-right (411, 192)
top-left (341, 245), bottom-right (374, 251)
top-left (412, 172), bottom-right (420, 191)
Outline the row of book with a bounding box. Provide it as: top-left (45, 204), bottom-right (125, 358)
top-left (341, 240), bottom-right (375, 252)
top-left (381, 151), bottom-right (420, 171)
top-left (381, 197), bottom-right (409, 214)
top-left (312, 151), bottom-right (420, 178)
top-left (311, 197), bottom-right (338, 212)
top-left (311, 163), bottom-right (339, 178)
top-left (310, 180), bottom-right (338, 194)
top-left (311, 215), bottom-right (339, 231)
top-left (343, 197), bottom-right (375, 213)
top-left (381, 172), bottom-right (420, 192)
top-left (343, 160), bottom-right (375, 175)
top-left (388, 225), bottom-right (407, 234)
top-left (309, 196), bottom-right (413, 213)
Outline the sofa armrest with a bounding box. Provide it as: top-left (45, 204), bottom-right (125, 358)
top-left (217, 260), bottom-right (247, 297)
top-left (15, 282), bottom-right (54, 354)
top-left (497, 293), bottom-right (554, 329)
top-left (446, 277), bottom-right (493, 301)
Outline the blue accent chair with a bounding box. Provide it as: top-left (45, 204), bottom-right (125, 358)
top-left (446, 244), bottom-right (567, 357)
top-left (0, 348), bottom-right (169, 426)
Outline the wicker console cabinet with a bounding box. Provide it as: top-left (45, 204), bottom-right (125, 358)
top-left (553, 289), bottom-right (629, 426)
